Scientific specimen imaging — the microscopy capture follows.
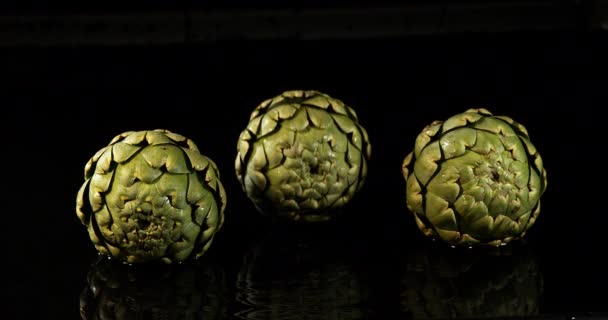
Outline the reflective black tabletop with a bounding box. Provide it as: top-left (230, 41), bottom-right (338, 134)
top-left (4, 2), bottom-right (608, 318)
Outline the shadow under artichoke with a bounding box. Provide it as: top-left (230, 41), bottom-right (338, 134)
top-left (234, 225), bottom-right (371, 320)
top-left (80, 256), bottom-right (226, 320)
top-left (400, 241), bottom-right (543, 319)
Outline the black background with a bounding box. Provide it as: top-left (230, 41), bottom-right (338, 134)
top-left (3, 1), bottom-right (608, 318)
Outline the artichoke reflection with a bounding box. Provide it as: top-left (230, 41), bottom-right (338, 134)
top-left (235, 90), bottom-right (371, 222)
top-left (76, 129), bottom-right (227, 264)
top-left (402, 109), bottom-right (547, 246)
top-left (80, 256), bottom-right (226, 320)
top-left (235, 227), bottom-right (370, 320)
top-left (401, 243), bottom-right (543, 319)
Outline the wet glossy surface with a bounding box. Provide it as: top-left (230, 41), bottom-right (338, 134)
top-left (77, 222), bottom-right (547, 320)
top-left (27, 210), bottom-right (608, 319)
top-left (4, 10), bottom-right (608, 318)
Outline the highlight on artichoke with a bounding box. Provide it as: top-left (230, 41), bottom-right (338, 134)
top-left (76, 129), bottom-right (227, 264)
top-left (402, 108), bottom-right (547, 247)
top-left (235, 90), bottom-right (371, 222)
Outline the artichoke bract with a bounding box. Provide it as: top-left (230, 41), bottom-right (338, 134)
top-left (235, 90), bottom-right (371, 222)
top-left (76, 129), bottom-right (227, 264)
top-left (402, 109), bottom-right (547, 247)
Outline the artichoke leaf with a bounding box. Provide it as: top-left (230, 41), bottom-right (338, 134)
top-left (439, 128), bottom-right (477, 160)
top-left (303, 95), bottom-right (330, 109)
top-left (112, 142), bottom-right (141, 163)
top-left (414, 121), bottom-right (443, 156)
top-left (306, 107), bottom-right (333, 128)
top-left (259, 114), bottom-right (279, 137)
top-left (441, 111), bottom-right (484, 132)
top-left (284, 108), bottom-right (310, 131)
top-left (183, 148), bottom-right (210, 172)
top-left (76, 181), bottom-right (91, 224)
top-left (109, 131), bottom-right (133, 145)
top-left (123, 130), bottom-right (147, 145)
top-left (273, 103), bottom-right (299, 120)
top-left (414, 141), bottom-right (442, 186)
top-left (94, 147), bottom-right (114, 175)
top-left (329, 99), bottom-right (348, 115)
top-left (145, 130), bottom-right (173, 145)
top-left (164, 130), bottom-right (187, 143)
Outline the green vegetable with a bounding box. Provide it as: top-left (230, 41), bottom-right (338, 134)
top-left (235, 90), bottom-right (371, 222)
top-left (76, 129), bottom-right (226, 264)
top-left (402, 109), bottom-right (547, 246)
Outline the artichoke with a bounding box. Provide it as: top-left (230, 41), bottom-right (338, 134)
top-left (235, 90), bottom-right (371, 222)
top-left (402, 109), bottom-right (547, 246)
top-left (76, 129), bottom-right (226, 264)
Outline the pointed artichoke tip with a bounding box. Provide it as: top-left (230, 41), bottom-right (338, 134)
top-left (281, 90), bottom-right (305, 98)
top-left (466, 108), bottom-right (493, 116)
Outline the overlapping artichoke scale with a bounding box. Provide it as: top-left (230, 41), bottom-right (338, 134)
top-left (77, 130), bottom-right (226, 263)
top-left (404, 109), bottom-right (546, 246)
top-left (236, 91), bottom-right (370, 219)
top-left (413, 121), bottom-right (442, 157)
top-left (242, 127), bottom-right (345, 214)
top-left (76, 178), bottom-right (94, 225)
top-left (413, 141), bottom-right (441, 186)
top-left (438, 127), bottom-right (477, 160)
top-left (441, 110), bottom-right (485, 132)
top-left (404, 173), bottom-right (423, 215)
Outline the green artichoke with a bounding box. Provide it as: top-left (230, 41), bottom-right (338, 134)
top-left (76, 129), bottom-right (226, 264)
top-left (235, 90), bottom-right (371, 222)
top-left (402, 109), bottom-right (547, 246)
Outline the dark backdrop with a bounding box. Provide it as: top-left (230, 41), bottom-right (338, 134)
top-left (3, 2), bottom-right (608, 318)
